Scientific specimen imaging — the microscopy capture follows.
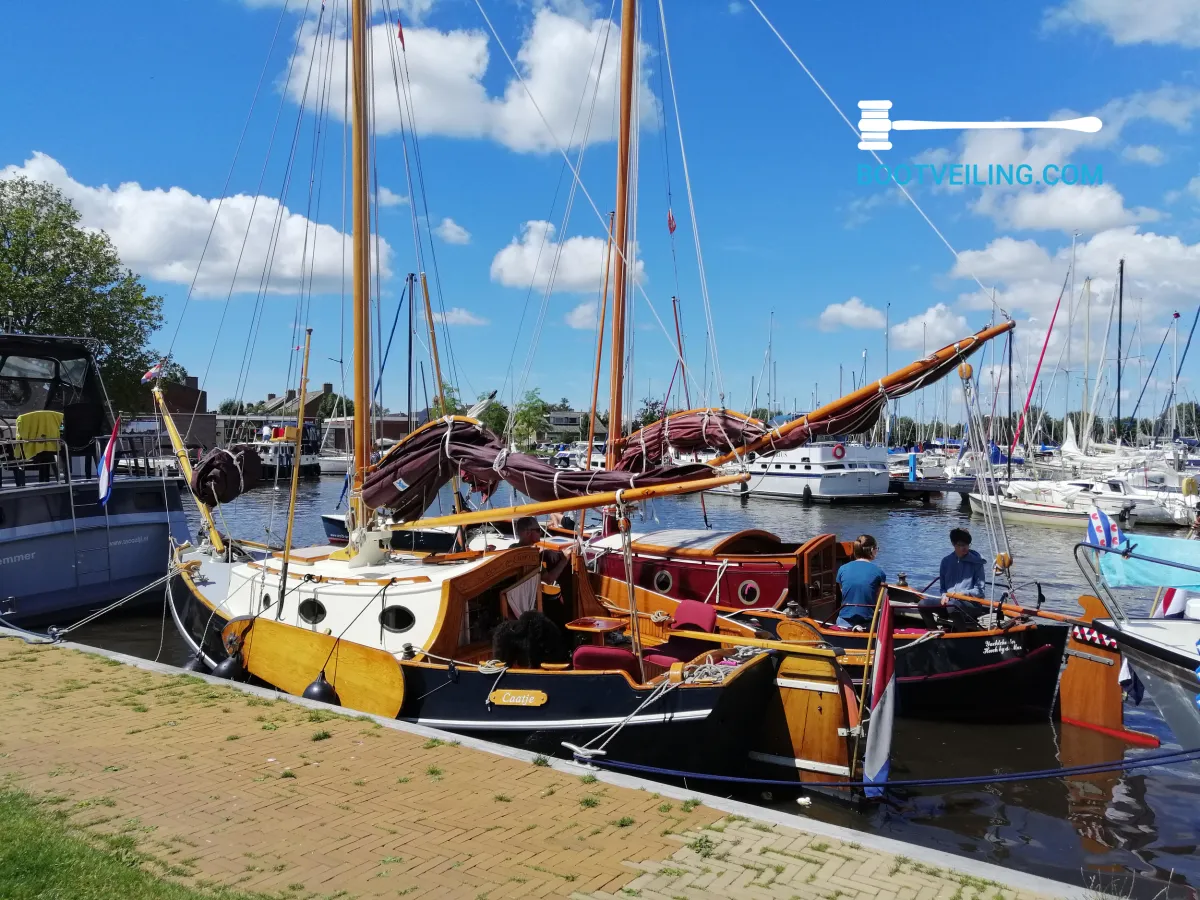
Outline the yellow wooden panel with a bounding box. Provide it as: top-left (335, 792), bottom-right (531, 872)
top-left (224, 618), bottom-right (405, 718)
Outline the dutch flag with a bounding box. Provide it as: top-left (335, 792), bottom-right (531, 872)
top-left (98, 417), bottom-right (119, 507)
top-left (1155, 587), bottom-right (1190, 619)
top-left (1087, 508), bottom-right (1125, 549)
top-left (862, 587), bottom-right (896, 798)
top-left (141, 361), bottom-right (164, 384)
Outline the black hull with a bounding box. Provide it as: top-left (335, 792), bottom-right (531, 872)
top-left (397, 656), bottom-right (777, 774)
top-left (737, 613), bottom-right (1069, 720)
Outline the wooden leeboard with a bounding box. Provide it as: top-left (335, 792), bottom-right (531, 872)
top-left (223, 618), bottom-right (405, 719)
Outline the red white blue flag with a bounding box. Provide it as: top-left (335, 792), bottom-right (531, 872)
top-left (1155, 587), bottom-right (1190, 618)
top-left (141, 361), bottom-right (164, 384)
top-left (862, 587), bottom-right (895, 798)
top-left (98, 417), bottom-right (119, 507)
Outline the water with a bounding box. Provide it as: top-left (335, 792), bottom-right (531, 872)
top-left (72, 478), bottom-right (1200, 896)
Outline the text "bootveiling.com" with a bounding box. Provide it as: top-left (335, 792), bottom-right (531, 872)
top-left (857, 162), bottom-right (1102, 187)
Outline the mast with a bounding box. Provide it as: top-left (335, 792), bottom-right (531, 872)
top-left (350, 0), bottom-right (372, 524)
top-left (605, 0), bottom-right (637, 469)
top-left (1066, 232), bottom-right (1076, 441)
top-left (1083, 277), bottom-right (1091, 444)
top-left (1007, 331), bottom-right (1013, 480)
top-left (277, 328), bottom-right (312, 609)
top-left (1116, 258), bottom-right (1124, 444)
top-left (584, 211), bottom-right (615, 486)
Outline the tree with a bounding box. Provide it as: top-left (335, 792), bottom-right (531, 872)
top-left (512, 389), bottom-right (549, 447)
top-left (1, 177), bottom-right (166, 413)
top-left (548, 396), bottom-right (572, 412)
top-left (476, 393), bottom-right (509, 435)
top-left (316, 391), bottom-right (353, 421)
top-left (431, 385), bottom-right (465, 418)
top-left (218, 398), bottom-right (246, 415)
top-left (634, 396), bottom-right (666, 429)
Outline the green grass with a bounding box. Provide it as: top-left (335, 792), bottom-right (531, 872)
top-left (532, 755), bottom-right (549, 767)
top-left (0, 788), bottom-right (259, 899)
top-left (493, 795), bottom-right (512, 803)
top-left (311, 730), bottom-right (331, 742)
top-left (680, 798), bottom-right (701, 812)
top-left (579, 795), bottom-right (599, 809)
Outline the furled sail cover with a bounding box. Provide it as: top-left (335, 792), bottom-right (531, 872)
top-left (190, 444), bottom-right (262, 506)
top-left (361, 416), bottom-right (715, 521)
top-left (615, 408), bottom-right (767, 472)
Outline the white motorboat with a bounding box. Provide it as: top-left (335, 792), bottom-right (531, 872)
top-left (318, 451), bottom-right (351, 475)
top-left (715, 442), bottom-right (891, 502)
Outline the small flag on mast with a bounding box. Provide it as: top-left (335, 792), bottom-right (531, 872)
top-left (141, 360), bottom-right (164, 384)
top-left (397, 17), bottom-right (406, 50)
top-left (667, 208), bottom-right (677, 235)
top-left (97, 417), bottom-right (120, 507)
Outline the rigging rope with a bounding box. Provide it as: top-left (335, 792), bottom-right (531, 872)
top-left (743, 0), bottom-right (995, 304)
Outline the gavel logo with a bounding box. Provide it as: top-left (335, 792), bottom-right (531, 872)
top-left (857, 100), bottom-right (1102, 151)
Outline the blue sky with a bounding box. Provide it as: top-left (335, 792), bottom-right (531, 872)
top-left (3, 0), bottom-right (1199, 423)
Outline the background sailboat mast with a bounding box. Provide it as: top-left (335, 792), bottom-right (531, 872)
top-left (350, 0), bottom-right (372, 519)
top-left (605, 0), bottom-right (637, 469)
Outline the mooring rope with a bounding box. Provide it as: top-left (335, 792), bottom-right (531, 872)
top-left (574, 745), bottom-right (1200, 791)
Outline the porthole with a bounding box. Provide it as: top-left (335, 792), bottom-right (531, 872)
top-left (379, 605), bottom-right (416, 634)
top-left (298, 598), bottom-right (327, 625)
top-left (653, 569), bottom-right (673, 594)
top-left (737, 580), bottom-right (760, 606)
top-left (261, 593), bottom-right (272, 610)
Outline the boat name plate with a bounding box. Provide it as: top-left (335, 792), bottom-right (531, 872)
top-left (489, 689), bottom-right (548, 707)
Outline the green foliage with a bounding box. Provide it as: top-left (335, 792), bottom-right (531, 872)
top-left (477, 393), bottom-right (509, 434)
top-left (512, 389), bottom-right (549, 448)
top-left (315, 391), bottom-right (352, 421)
top-left (432, 385), bottom-right (465, 418)
top-left (634, 396), bottom-right (666, 430)
top-left (548, 396), bottom-right (572, 411)
top-left (0, 178), bottom-right (167, 414)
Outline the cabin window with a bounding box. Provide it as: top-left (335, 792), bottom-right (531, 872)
top-left (379, 605), bottom-right (416, 634)
top-left (789, 464), bottom-right (796, 470)
top-left (761, 463), bottom-right (768, 470)
top-left (774, 464), bottom-right (782, 470)
top-left (737, 580), bottom-right (760, 606)
top-left (261, 592), bottom-right (272, 610)
top-left (801, 457), bottom-right (809, 463)
top-left (826, 463), bottom-right (844, 470)
top-left (653, 569), bottom-right (673, 593)
top-left (0, 356), bottom-right (56, 379)
top-left (298, 599), bottom-right (327, 625)
top-left (804, 465), bottom-right (811, 471)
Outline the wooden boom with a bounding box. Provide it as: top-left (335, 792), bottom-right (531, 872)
top-left (708, 320), bottom-right (1015, 467)
top-left (389, 473), bottom-right (749, 530)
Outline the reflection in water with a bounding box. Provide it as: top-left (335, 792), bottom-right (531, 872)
top-left (71, 480), bottom-right (1200, 893)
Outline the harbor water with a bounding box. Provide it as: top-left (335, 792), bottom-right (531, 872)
top-left (71, 477), bottom-right (1200, 896)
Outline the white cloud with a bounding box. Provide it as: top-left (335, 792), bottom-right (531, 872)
top-left (890, 304), bottom-right (968, 351)
top-left (378, 186), bottom-right (408, 207)
top-left (1122, 144), bottom-right (1165, 165)
top-left (565, 300), bottom-right (598, 329)
top-left (433, 307), bottom-right (488, 325)
top-left (433, 217), bottom-right (470, 244)
top-left (817, 297), bottom-right (886, 332)
top-left (287, 8), bottom-right (657, 154)
top-left (0, 151), bottom-right (387, 295)
top-left (973, 183), bottom-right (1160, 233)
top-left (728, 1), bottom-right (745, 12)
top-left (1045, 0), bottom-right (1200, 47)
top-left (1187, 175), bottom-right (1200, 201)
top-left (490, 220), bottom-right (642, 293)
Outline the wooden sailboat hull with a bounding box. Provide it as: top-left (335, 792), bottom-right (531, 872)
top-left (768, 615), bottom-right (1070, 720)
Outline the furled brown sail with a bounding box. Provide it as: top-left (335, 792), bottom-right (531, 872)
top-left (361, 416), bottom-right (713, 520)
top-left (190, 445), bottom-right (262, 506)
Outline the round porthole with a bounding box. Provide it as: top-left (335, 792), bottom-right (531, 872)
top-left (379, 605), bottom-right (416, 634)
top-left (298, 598), bottom-right (327, 625)
top-left (653, 569), bottom-right (673, 593)
top-left (737, 580), bottom-right (760, 606)
top-left (260, 593), bottom-right (272, 610)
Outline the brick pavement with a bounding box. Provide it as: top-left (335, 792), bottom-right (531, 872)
top-left (0, 638), bottom-right (1055, 900)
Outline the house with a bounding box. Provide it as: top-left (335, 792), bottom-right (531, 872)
top-left (536, 410), bottom-right (607, 444)
top-left (214, 383), bottom-right (336, 445)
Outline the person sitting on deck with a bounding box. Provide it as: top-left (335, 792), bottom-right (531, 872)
top-left (833, 534), bottom-right (885, 630)
top-left (918, 528), bottom-right (987, 624)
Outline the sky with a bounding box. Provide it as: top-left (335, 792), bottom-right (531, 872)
top-left (3, 0), bottom-right (1200, 425)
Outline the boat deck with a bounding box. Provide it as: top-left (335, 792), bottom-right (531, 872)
top-left (0, 635), bottom-right (1070, 900)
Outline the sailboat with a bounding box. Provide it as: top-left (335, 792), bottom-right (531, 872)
top-left (159, 0), bottom-right (864, 787)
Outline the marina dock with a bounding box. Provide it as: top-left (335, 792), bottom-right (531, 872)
top-left (0, 634), bottom-right (1078, 900)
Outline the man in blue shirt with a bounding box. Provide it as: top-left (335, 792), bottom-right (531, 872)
top-left (834, 534), bottom-right (886, 629)
top-left (939, 528), bottom-right (986, 599)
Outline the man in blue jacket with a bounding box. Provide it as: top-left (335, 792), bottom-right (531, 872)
top-left (940, 528), bottom-right (986, 599)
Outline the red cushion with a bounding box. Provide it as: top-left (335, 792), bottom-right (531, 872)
top-left (644, 653), bottom-right (681, 668)
top-left (673, 599), bottom-right (717, 633)
top-left (572, 645), bottom-right (640, 680)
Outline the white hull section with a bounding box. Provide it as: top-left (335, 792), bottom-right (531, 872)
top-left (717, 443), bottom-right (891, 502)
